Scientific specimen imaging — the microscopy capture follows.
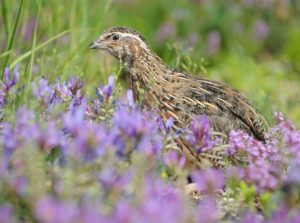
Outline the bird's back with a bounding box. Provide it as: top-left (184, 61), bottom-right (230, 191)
top-left (150, 72), bottom-right (268, 168)
top-left (183, 74), bottom-right (268, 141)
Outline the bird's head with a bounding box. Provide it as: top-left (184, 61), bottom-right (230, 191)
top-left (90, 26), bottom-right (150, 65)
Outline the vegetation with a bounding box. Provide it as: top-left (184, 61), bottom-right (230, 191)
top-left (1, 0), bottom-right (300, 222)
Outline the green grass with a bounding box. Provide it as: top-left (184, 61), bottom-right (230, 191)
top-left (1, 0), bottom-right (300, 125)
top-left (1, 0), bottom-right (23, 78)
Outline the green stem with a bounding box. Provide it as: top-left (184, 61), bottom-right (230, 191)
top-left (1, 0), bottom-right (24, 79)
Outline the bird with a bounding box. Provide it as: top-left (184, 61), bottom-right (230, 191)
top-left (89, 26), bottom-right (268, 168)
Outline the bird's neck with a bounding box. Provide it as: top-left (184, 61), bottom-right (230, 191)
top-left (123, 51), bottom-right (171, 103)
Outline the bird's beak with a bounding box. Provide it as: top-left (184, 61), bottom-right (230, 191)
top-left (89, 40), bottom-right (103, 49)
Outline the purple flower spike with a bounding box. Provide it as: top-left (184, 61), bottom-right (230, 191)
top-left (165, 117), bottom-right (174, 132)
top-left (103, 75), bottom-right (115, 98)
top-left (163, 150), bottom-right (186, 168)
top-left (3, 66), bottom-right (19, 91)
top-left (96, 75), bottom-right (116, 102)
top-left (32, 78), bottom-right (55, 105)
top-left (186, 115), bottom-right (218, 153)
top-left (191, 169), bottom-right (225, 194)
top-left (55, 80), bottom-right (73, 100)
top-left (112, 201), bottom-right (133, 223)
top-left (240, 211), bottom-right (264, 223)
top-left (35, 197), bottom-right (78, 223)
top-left (2, 123), bottom-right (18, 156)
top-left (67, 76), bottom-right (84, 95)
top-left (195, 199), bottom-right (219, 223)
top-left (0, 204), bottom-right (15, 223)
top-left (227, 130), bottom-right (249, 156)
top-left (126, 89), bottom-right (135, 106)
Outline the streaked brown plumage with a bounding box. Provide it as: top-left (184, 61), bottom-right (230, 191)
top-left (90, 26), bottom-right (268, 168)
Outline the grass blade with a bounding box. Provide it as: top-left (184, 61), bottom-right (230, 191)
top-left (1, 0), bottom-right (24, 79)
top-left (0, 50), bottom-right (12, 59)
top-left (1, 0), bottom-right (9, 38)
top-left (9, 30), bottom-right (70, 69)
top-left (9, 28), bottom-right (95, 69)
top-left (24, 3), bottom-right (40, 105)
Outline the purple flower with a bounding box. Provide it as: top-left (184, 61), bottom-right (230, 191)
top-left (163, 150), bottom-right (186, 169)
top-left (155, 23), bottom-right (176, 44)
top-left (0, 66), bottom-right (19, 107)
top-left (270, 205), bottom-right (290, 223)
top-left (68, 90), bottom-right (86, 111)
top-left (62, 107), bottom-right (86, 135)
top-left (274, 111), bottom-right (285, 123)
top-left (244, 161), bottom-right (279, 192)
top-left (104, 75), bottom-right (115, 97)
top-left (35, 197), bottom-right (78, 223)
top-left (3, 73), bottom-right (300, 223)
top-left (195, 199), bottom-right (219, 223)
top-left (284, 159), bottom-right (300, 186)
top-left (113, 108), bottom-right (149, 138)
top-left (241, 211), bottom-right (264, 223)
top-left (54, 80), bottom-right (73, 101)
top-left (228, 130), bottom-right (275, 160)
top-left (62, 107), bottom-right (107, 161)
top-left (290, 212), bottom-right (300, 223)
top-left (187, 32), bottom-right (200, 48)
top-left (67, 75), bottom-right (84, 96)
top-left (205, 31), bottom-right (221, 55)
top-left (126, 89), bottom-right (135, 107)
top-left (137, 177), bottom-right (184, 223)
top-left (111, 107), bottom-right (163, 157)
top-left (32, 78), bottom-right (55, 105)
top-left (35, 121), bottom-right (61, 152)
top-left (98, 167), bottom-right (132, 193)
top-left (186, 115), bottom-right (218, 153)
top-left (165, 117), bottom-right (174, 133)
top-left (273, 112), bottom-right (300, 160)
top-left (71, 124), bottom-right (107, 161)
top-left (79, 205), bottom-right (105, 223)
top-left (227, 129), bottom-right (282, 192)
top-left (3, 66), bottom-right (19, 91)
top-left (191, 169), bottom-right (225, 194)
top-left (96, 75), bottom-right (115, 102)
top-left (8, 176), bottom-right (28, 196)
top-left (112, 201), bottom-right (133, 223)
top-left (23, 17), bottom-right (36, 42)
top-left (0, 88), bottom-right (5, 106)
top-left (1, 107), bottom-right (37, 157)
top-left (254, 19), bottom-right (269, 40)
top-left (227, 130), bottom-right (249, 156)
top-left (2, 122), bottom-right (18, 156)
top-left (241, 207), bottom-right (300, 223)
top-left (0, 204), bottom-right (15, 223)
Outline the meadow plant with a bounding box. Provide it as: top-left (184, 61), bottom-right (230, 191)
top-left (1, 70), bottom-right (300, 222)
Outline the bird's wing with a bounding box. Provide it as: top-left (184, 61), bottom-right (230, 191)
top-left (187, 77), bottom-right (268, 140)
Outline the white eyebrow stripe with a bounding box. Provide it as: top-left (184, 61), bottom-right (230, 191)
top-left (117, 32), bottom-right (149, 50)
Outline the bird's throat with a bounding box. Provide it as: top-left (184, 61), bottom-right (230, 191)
top-left (124, 53), bottom-right (169, 105)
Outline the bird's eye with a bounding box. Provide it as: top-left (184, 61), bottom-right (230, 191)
top-left (112, 35), bottom-right (119, 41)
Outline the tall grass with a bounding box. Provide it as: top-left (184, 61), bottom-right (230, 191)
top-left (0, 0), bottom-right (300, 124)
top-left (1, 0), bottom-right (24, 78)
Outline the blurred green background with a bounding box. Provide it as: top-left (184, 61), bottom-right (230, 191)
top-left (1, 0), bottom-right (300, 125)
